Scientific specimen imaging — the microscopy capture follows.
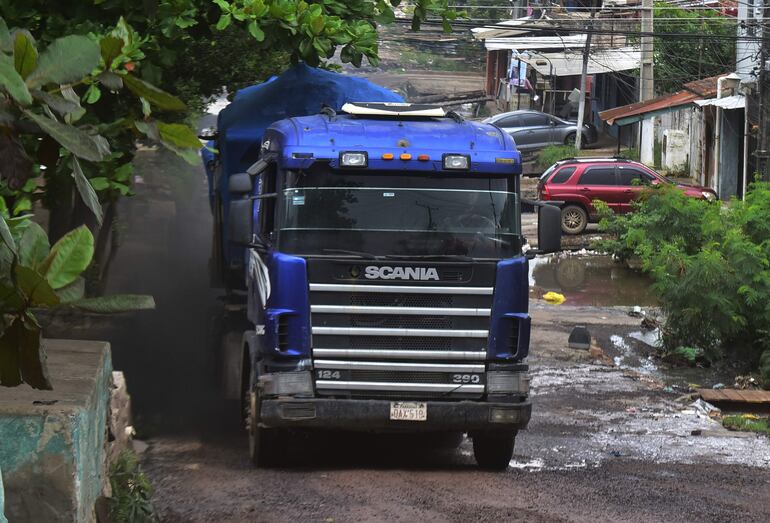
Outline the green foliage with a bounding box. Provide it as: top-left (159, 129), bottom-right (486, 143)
top-left (0, 16), bottom-right (196, 225)
top-left (0, 216), bottom-right (154, 389)
top-left (536, 145), bottom-right (577, 170)
top-left (654, 2), bottom-right (735, 93)
top-left (722, 414), bottom-right (770, 435)
top-left (760, 350), bottom-right (770, 388)
top-left (595, 182), bottom-right (770, 368)
top-left (109, 450), bottom-right (156, 523)
top-left (661, 346), bottom-right (705, 367)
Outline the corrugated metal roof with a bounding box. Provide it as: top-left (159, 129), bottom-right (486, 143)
top-left (518, 47), bottom-right (641, 77)
top-left (599, 74), bottom-right (726, 125)
top-left (485, 34), bottom-right (587, 51)
top-left (694, 94), bottom-right (745, 109)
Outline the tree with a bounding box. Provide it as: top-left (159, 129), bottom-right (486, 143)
top-left (0, 1), bottom-right (460, 106)
top-left (654, 2), bottom-right (736, 93)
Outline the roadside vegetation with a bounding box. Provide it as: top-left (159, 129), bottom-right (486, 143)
top-left (722, 414), bottom-right (770, 436)
top-left (109, 450), bottom-right (156, 523)
top-left (535, 145), bottom-right (639, 170)
top-left (594, 182), bottom-right (770, 386)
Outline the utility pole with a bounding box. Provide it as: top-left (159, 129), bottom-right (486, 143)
top-left (574, 3), bottom-right (597, 150)
top-left (758, 0), bottom-right (770, 180)
top-left (639, 0), bottom-right (655, 164)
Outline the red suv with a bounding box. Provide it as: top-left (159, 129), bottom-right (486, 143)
top-left (537, 158), bottom-right (718, 234)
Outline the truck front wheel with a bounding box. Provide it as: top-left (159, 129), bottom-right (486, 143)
top-left (472, 431), bottom-right (516, 471)
top-left (246, 390), bottom-right (286, 467)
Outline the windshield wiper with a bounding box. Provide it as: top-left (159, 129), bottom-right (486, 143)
top-left (384, 254), bottom-right (473, 262)
top-left (322, 248), bottom-right (379, 260)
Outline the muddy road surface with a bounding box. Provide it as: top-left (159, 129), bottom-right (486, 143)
top-left (106, 150), bottom-right (770, 522)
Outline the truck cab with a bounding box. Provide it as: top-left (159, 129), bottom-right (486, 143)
top-left (217, 102), bottom-right (561, 470)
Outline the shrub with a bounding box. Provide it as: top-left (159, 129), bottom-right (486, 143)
top-left (109, 450), bottom-right (156, 522)
top-left (594, 181), bottom-right (770, 369)
top-left (536, 145), bottom-right (577, 170)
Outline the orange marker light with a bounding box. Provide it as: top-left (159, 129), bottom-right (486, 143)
top-left (417, 154), bottom-right (430, 161)
top-left (400, 153), bottom-right (412, 161)
top-left (382, 153), bottom-right (394, 160)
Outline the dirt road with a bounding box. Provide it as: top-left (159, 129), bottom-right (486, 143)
top-left (142, 306), bottom-right (770, 523)
top-left (105, 150), bottom-right (770, 523)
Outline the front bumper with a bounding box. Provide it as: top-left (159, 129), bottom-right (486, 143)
top-left (260, 398), bottom-right (531, 432)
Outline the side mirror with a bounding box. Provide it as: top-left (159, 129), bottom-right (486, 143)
top-left (537, 203), bottom-right (562, 254)
top-left (229, 172), bottom-right (253, 194)
top-left (199, 127), bottom-right (218, 140)
top-left (228, 198), bottom-right (257, 248)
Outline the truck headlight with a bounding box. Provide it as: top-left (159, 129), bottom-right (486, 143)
top-left (487, 371), bottom-right (529, 394)
top-left (443, 154), bottom-right (470, 170)
top-left (259, 371), bottom-right (314, 397)
top-left (340, 151), bottom-right (368, 167)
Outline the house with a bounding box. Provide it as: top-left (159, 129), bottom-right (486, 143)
top-left (473, 6), bottom-right (641, 129)
top-left (599, 74), bottom-right (748, 200)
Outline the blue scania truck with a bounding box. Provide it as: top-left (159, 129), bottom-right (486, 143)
top-left (203, 65), bottom-right (561, 470)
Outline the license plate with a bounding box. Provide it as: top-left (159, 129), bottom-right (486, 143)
top-left (390, 402), bottom-right (427, 421)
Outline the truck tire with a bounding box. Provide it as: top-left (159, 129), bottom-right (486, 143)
top-left (246, 389), bottom-right (286, 467)
top-left (472, 431), bottom-right (516, 471)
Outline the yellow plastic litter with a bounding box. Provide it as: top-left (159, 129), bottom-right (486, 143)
top-left (542, 291), bottom-right (566, 305)
top-left (742, 414), bottom-right (760, 420)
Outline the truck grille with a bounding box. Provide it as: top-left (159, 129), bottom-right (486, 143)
top-left (309, 283), bottom-right (493, 399)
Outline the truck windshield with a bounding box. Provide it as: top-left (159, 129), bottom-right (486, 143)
top-left (278, 168), bottom-right (521, 259)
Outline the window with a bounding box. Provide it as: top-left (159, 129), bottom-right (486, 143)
top-left (578, 167), bottom-right (616, 185)
top-left (618, 167), bottom-right (653, 186)
top-left (549, 166), bottom-right (576, 184)
top-left (519, 114), bottom-right (549, 127)
top-left (259, 164), bottom-right (277, 237)
top-left (495, 116), bottom-right (520, 128)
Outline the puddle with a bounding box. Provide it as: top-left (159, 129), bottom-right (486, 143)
top-left (530, 254), bottom-right (658, 307)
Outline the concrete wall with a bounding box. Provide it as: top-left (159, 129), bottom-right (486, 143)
top-left (0, 340), bottom-right (112, 523)
top-left (0, 466), bottom-right (6, 523)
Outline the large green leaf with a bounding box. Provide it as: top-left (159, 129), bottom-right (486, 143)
top-left (71, 294), bottom-right (155, 313)
top-left (26, 35), bottom-right (100, 89)
top-left (72, 157), bottom-right (104, 225)
top-left (17, 221), bottom-right (49, 267)
top-left (15, 265), bottom-right (59, 307)
top-left (99, 36), bottom-right (123, 67)
top-left (18, 322), bottom-right (50, 390)
top-left (13, 31), bottom-right (38, 79)
top-left (122, 74), bottom-right (186, 111)
top-left (0, 214), bottom-right (17, 256)
top-left (0, 54), bottom-right (32, 105)
top-left (42, 225), bottom-right (94, 290)
top-left (55, 276), bottom-right (85, 303)
top-left (0, 282), bottom-right (24, 310)
top-left (32, 90), bottom-right (86, 119)
top-left (0, 322), bottom-right (22, 387)
top-left (157, 122), bottom-right (201, 149)
top-left (24, 110), bottom-right (107, 162)
top-left (0, 319), bottom-right (50, 389)
top-left (0, 17), bottom-right (10, 53)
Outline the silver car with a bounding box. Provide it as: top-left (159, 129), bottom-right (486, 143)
top-left (484, 110), bottom-right (597, 153)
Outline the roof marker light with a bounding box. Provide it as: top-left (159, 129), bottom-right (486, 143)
top-left (340, 151), bottom-right (368, 167)
top-left (417, 154), bottom-right (430, 161)
top-left (400, 153), bottom-right (412, 161)
top-left (382, 153), bottom-right (394, 160)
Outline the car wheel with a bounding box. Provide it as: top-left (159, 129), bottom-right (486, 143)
top-left (564, 132), bottom-right (576, 146)
top-left (561, 204), bottom-right (587, 235)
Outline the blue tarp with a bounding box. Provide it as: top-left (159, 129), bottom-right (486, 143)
top-left (217, 63), bottom-right (404, 177)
